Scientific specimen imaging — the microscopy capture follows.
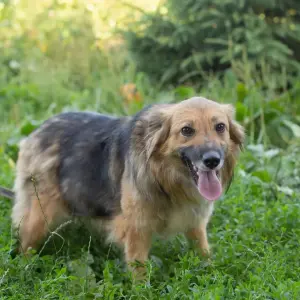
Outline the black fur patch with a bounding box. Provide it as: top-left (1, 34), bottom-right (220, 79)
top-left (28, 107), bottom-right (158, 218)
top-left (51, 112), bottom-right (131, 217)
top-left (0, 186), bottom-right (15, 200)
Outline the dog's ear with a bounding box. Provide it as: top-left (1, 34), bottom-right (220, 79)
top-left (142, 106), bottom-right (171, 160)
top-left (223, 104), bottom-right (245, 150)
top-left (221, 104), bottom-right (245, 190)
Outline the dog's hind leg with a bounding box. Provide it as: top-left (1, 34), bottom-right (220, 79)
top-left (12, 136), bottom-right (69, 254)
top-left (17, 197), bottom-right (67, 253)
top-left (12, 179), bottom-right (68, 254)
top-left (12, 162), bottom-right (68, 254)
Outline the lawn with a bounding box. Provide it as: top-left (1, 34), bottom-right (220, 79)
top-left (0, 1), bottom-right (300, 299)
top-left (1, 78), bottom-right (299, 300)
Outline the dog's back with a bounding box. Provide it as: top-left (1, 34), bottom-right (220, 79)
top-left (56, 112), bottom-right (131, 217)
top-left (12, 112), bottom-right (132, 252)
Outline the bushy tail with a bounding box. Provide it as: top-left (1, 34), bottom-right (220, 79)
top-left (0, 186), bottom-right (15, 200)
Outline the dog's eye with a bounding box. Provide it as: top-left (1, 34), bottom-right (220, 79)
top-left (181, 126), bottom-right (195, 137)
top-left (215, 123), bottom-right (225, 133)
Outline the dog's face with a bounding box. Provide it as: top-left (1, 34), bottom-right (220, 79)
top-left (146, 97), bottom-right (244, 202)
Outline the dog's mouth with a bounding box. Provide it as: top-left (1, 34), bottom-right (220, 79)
top-left (181, 155), bottom-right (222, 201)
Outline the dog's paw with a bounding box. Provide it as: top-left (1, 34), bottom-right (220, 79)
top-left (200, 248), bottom-right (211, 259)
top-left (128, 261), bottom-right (147, 282)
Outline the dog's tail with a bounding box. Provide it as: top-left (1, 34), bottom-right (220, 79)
top-left (0, 186), bottom-right (15, 200)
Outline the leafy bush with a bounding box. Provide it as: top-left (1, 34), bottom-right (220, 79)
top-left (0, 0), bottom-right (144, 125)
top-left (123, 0), bottom-right (300, 86)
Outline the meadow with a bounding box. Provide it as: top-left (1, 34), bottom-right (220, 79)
top-left (0, 1), bottom-right (299, 299)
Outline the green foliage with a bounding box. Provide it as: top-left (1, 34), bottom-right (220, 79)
top-left (1, 156), bottom-right (299, 298)
top-left (1, 70), bottom-right (300, 299)
top-left (167, 70), bottom-right (300, 149)
top-left (123, 0), bottom-right (300, 86)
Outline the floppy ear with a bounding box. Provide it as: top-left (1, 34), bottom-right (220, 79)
top-left (223, 104), bottom-right (245, 150)
top-left (143, 107), bottom-right (171, 161)
top-left (221, 104), bottom-right (245, 190)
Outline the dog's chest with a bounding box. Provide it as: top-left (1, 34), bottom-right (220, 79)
top-left (161, 202), bottom-right (213, 235)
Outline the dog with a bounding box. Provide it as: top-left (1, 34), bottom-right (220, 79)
top-left (0, 97), bottom-right (244, 276)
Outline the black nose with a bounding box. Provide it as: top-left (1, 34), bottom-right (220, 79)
top-left (203, 151), bottom-right (221, 169)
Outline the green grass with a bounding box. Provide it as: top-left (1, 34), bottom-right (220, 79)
top-left (1, 55), bottom-right (300, 299)
top-left (1, 71), bottom-right (300, 298)
top-left (0, 153), bottom-right (299, 299)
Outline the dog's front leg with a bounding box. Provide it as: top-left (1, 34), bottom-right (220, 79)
top-left (124, 226), bottom-right (152, 279)
top-left (185, 223), bottom-right (210, 257)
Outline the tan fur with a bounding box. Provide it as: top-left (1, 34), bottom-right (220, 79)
top-left (12, 96), bottom-right (244, 277)
top-left (13, 134), bottom-right (68, 252)
top-left (186, 224), bottom-right (210, 256)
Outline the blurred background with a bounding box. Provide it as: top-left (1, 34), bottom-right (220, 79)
top-left (1, 0), bottom-right (300, 193)
top-left (0, 1), bottom-right (300, 297)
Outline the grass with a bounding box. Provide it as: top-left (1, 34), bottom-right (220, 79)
top-left (0, 1), bottom-right (300, 299)
top-left (0, 151), bottom-right (299, 298)
top-left (0, 69), bottom-right (300, 298)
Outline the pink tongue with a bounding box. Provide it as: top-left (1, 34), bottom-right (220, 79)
top-left (197, 171), bottom-right (222, 201)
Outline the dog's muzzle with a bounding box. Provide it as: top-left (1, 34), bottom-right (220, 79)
top-left (179, 146), bottom-right (224, 201)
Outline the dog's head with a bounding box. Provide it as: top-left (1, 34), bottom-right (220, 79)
top-left (140, 97), bottom-right (244, 202)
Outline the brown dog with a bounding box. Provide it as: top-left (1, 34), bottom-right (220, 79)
top-left (2, 97), bottom-right (244, 276)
